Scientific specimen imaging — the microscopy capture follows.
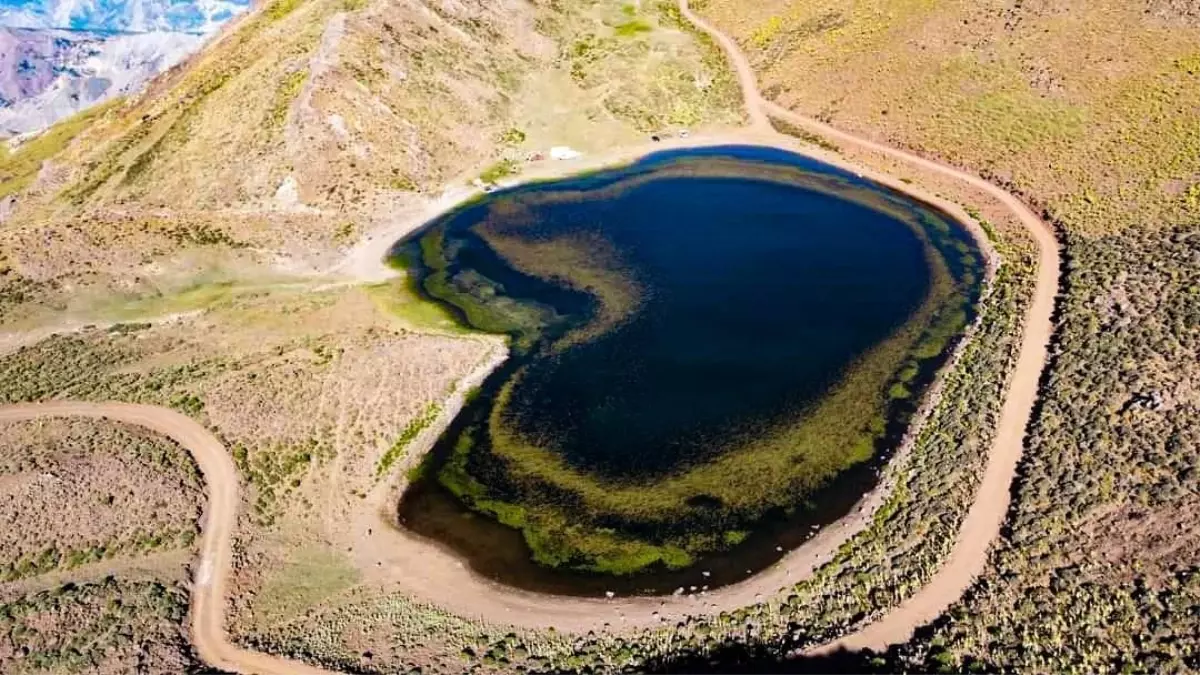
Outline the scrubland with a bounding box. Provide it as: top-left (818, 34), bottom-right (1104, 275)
top-left (691, 0), bottom-right (1200, 670)
top-left (0, 578), bottom-right (200, 675)
top-left (0, 418), bottom-right (201, 582)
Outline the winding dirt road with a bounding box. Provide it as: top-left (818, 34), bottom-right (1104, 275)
top-left (0, 402), bottom-right (339, 675)
top-left (676, 0), bottom-right (1060, 653)
top-left (1, 2), bottom-right (1058, 671)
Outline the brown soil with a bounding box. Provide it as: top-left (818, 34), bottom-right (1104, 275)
top-left (0, 417), bottom-right (202, 575)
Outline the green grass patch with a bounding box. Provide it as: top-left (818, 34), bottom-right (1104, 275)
top-left (265, 69), bottom-right (308, 129)
top-left (498, 128), bottom-right (527, 145)
top-left (375, 402), bottom-right (442, 479)
top-left (365, 275), bottom-right (471, 333)
top-left (0, 98), bottom-right (122, 199)
top-left (264, 0), bottom-right (305, 21)
top-left (479, 159), bottom-right (519, 184)
top-left (251, 547), bottom-right (360, 626)
top-left (614, 19), bottom-right (653, 37)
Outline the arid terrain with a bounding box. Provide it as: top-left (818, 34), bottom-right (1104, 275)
top-left (0, 0), bottom-right (1195, 674)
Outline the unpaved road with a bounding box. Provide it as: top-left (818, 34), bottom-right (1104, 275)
top-left (0, 402), bottom-right (338, 675)
top-left (676, 0), bottom-right (1061, 653)
top-left (0, 1), bottom-right (1059, 671)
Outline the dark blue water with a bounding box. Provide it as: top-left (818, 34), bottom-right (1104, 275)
top-left (393, 146), bottom-right (982, 594)
top-left (500, 174), bottom-right (930, 476)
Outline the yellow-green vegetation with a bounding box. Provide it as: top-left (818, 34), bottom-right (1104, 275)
top-left (374, 401), bottom-right (441, 479)
top-left (365, 276), bottom-right (471, 333)
top-left (477, 226), bottom-right (644, 351)
top-left (479, 159), bottom-right (519, 184)
top-left (769, 115), bottom-right (840, 152)
top-left (0, 98), bottom-right (122, 199)
top-left (414, 227), bottom-right (557, 347)
top-left (266, 69), bottom-right (309, 129)
top-left (265, 0), bottom-right (306, 22)
top-left (233, 439), bottom-right (335, 525)
top-left (0, 529), bottom-right (196, 583)
top-left (251, 547), bottom-right (360, 626)
top-left (497, 127), bottom-right (526, 145)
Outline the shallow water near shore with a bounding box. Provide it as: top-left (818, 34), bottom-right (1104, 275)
top-left (392, 145), bottom-right (983, 596)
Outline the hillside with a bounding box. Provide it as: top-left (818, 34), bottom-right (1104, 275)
top-left (694, 0), bottom-right (1200, 670)
top-left (0, 0), bottom-right (740, 329)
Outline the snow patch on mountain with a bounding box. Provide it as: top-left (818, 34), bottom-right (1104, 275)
top-left (0, 0), bottom-right (251, 34)
top-left (0, 26), bottom-right (203, 137)
top-left (0, 0), bottom-right (252, 137)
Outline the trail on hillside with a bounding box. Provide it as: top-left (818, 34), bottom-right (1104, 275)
top-left (674, 0), bottom-right (1061, 653)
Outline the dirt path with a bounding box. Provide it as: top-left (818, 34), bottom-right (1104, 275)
top-left (676, 0), bottom-right (1060, 652)
top-left (0, 402), bottom-right (339, 675)
top-left (0, 3), bottom-right (1058, 670)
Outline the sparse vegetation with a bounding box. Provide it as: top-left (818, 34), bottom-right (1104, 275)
top-left (375, 402), bottom-right (442, 479)
top-left (0, 418), bottom-right (202, 580)
top-left (769, 115), bottom-right (840, 153)
top-left (0, 578), bottom-right (199, 674)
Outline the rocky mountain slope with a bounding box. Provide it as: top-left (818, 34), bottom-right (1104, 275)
top-left (0, 0), bottom-right (251, 137)
top-left (0, 26), bottom-right (204, 137)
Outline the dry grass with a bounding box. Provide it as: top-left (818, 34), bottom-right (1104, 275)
top-left (0, 418), bottom-right (202, 581)
top-left (701, 0), bottom-right (1200, 237)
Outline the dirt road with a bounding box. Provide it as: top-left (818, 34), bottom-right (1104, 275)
top-left (0, 2), bottom-right (1058, 670)
top-left (0, 402), bottom-right (339, 675)
top-left (676, 0), bottom-right (1061, 653)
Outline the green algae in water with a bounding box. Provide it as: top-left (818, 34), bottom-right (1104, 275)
top-left (395, 146), bottom-right (984, 588)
